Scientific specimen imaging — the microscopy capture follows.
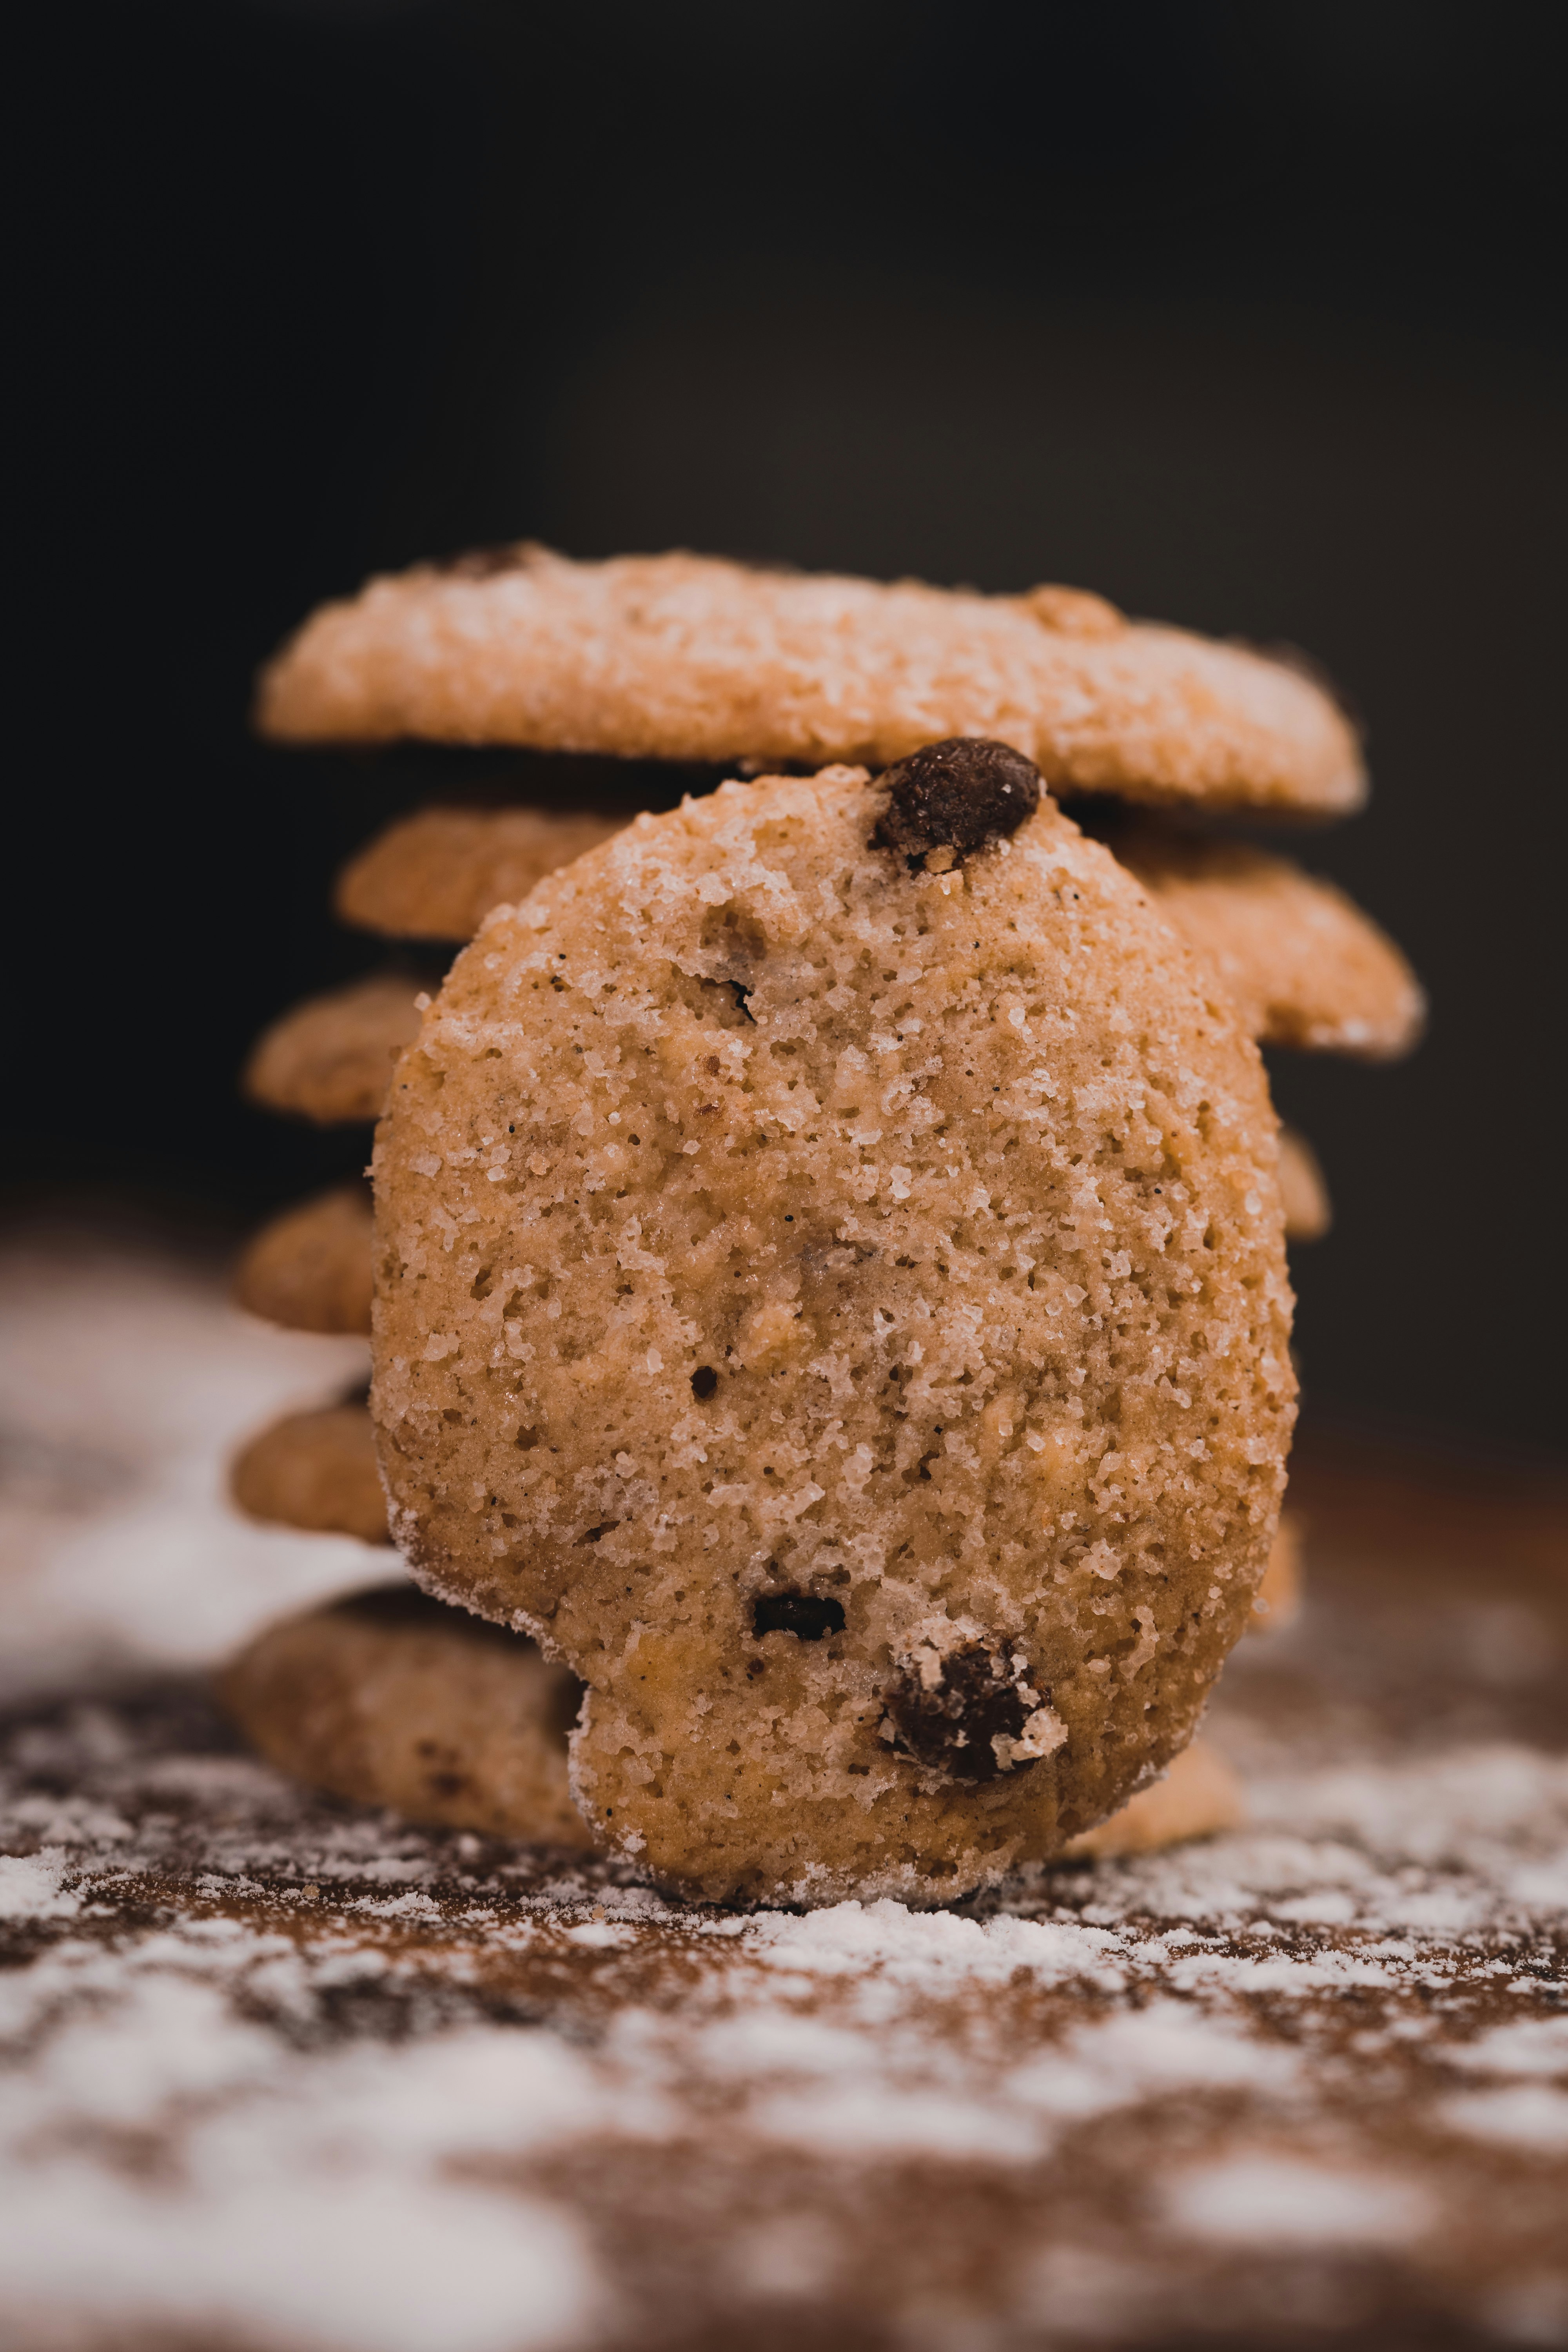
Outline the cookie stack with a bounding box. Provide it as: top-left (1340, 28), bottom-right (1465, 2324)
top-left (225, 549), bottom-right (1421, 1899)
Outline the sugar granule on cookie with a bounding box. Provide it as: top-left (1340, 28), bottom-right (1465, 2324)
top-left (258, 546), bottom-right (1364, 815)
top-left (372, 757), bottom-right (1295, 1906)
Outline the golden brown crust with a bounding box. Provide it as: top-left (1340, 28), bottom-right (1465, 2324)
top-left (1062, 1737), bottom-right (1245, 1857)
top-left (372, 766), bottom-right (1295, 1906)
top-left (232, 1184), bottom-right (374, 1335)
top-left (218, 1585), bottom-right (593, 1845)
top-left (257, 547), bottom-right (1365, 816)
top-left (230, 1403), bottom-right (392, 1546)
top-left (336, 804), bottom-right (626, 941)
top-left (1276, 1127), bottom-right (1332, 1244)
top-left (242, 973), bottom-right (426, 1125)
top-left (1113, 827), bottom-right (1424, 1058)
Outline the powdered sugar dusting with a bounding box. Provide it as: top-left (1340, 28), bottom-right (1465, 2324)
top-left (1, 1222), bottom-right (1565, 2349)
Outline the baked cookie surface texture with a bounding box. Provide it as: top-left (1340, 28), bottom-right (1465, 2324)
top-left (372, 754), bottom-right (1296, 1905)
top-left (259, 546), bottom-right (1363, 816)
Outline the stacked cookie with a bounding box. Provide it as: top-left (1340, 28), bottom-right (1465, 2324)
top-left (226, 549), bottom-right (1421, 1899)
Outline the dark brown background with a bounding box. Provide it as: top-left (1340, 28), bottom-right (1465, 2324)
top-left (10, 0), bottom-right (1566, 1454)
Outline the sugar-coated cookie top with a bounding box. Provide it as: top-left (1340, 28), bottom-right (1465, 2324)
top-left (371, 763), bottom-right (1296, 1905)
top-left (259, 545), bottom-right (1364, 816)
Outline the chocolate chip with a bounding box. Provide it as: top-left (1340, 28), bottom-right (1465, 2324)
top-left (871, 738), bottom-right (1042, 868)
top-left (691, 1366), bottom-right (719, 1400)
top-left (436, 543), bottom-right (528, 579)
top-left (884, 1642), bottom-right (1034, 1783)
top-left (752, 1592), bottom-right (846, 1641)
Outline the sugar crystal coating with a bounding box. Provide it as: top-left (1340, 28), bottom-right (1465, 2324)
top-left (371, 766), bottom-right (1295, 1904)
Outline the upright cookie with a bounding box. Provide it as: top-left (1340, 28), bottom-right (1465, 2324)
top-left (258, 546), bottom-right (1364, 816)
top-left (233, 1183), bottom-right (375, 1334)
top-left (231, 1402), bottom-right (391, 1546)
top-left (1111, 827), bottom-right (1424, 1059)
top-left (336, 805), bottom-right (625, 942)
top-left (243, 972), bottom-right (428, 1125)
top-left (373, 752), bottom-right (1295, 1906)
top-left (219, 1584), bottom-right (592, 1846)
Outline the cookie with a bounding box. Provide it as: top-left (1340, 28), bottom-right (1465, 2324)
top-left (218, 1583), bottom-right (592, 1846)
top-left (243, 972), bottom-right (428, 1125)
top-left (1110, 826), bottom-right (1424, 1058)
top-left (230, 1402), bottom-right (392, 1545)
top-left (257, 546), bottom-right (1364, 816)
top-left (1249, 1507), bottom-right (1304, 1633)
top-left (1061, 1737), bottom-right (1245, 1858)
top-left (1276, 1127), bottom-right (1331, 1245)
top-left (336, 804), bottom-right (626, 941)
top-left (233, 1183), bottom-right (374, 1335)
top-left (372, 750), bottom-right (1296, 1906)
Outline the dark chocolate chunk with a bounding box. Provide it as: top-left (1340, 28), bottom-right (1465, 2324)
top-left (871, 738), bottom-right (1041, 868)
top-left (884, 1642), bottom-right (1035, 1783)
top-left (691, 1365), bottom-right (720, 1400)
top-left (752, 1591), bottom-right (847, 1641)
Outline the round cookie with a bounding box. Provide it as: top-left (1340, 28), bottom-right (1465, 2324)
top-left (219, 1584), bottom-right (592, 1846)
top-left (258, 546), bottom-right (1364, 817)
top-left (231, 1402), bottom-right (391, 1546)
top-left (234, 1183), bottom-right (374, 1335)
top-left (243, 972), bottom-right (429, 1125)
top-left (1061, 1737), bottom-right (1245, 1858)
top-left (372, 749), bottom-right (1295, 1907)
top-left (1276, 1127), bottom-right (1331, 1245)
top-left (1110, 826), bottom-right (1424, 1059)
top-left (337, 805), bottom-right (626, 942)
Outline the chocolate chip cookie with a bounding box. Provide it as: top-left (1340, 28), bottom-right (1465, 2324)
top-left (371, 751), bottom-right (1294, 1905)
